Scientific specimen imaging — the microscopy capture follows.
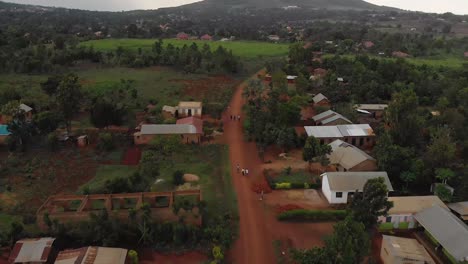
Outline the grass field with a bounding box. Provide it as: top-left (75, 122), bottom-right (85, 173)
top-left (80, 39), bottom-right (290, 59)
top-left (151, 144), bottom-right (237, 219)
top-left (323, 54), bottom-right (466, 68)
top-left (79, 165), bottom-right (137, 193)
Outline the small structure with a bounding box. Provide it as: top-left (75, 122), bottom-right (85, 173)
top-left (414, 205), bottom-right (468, 262)
top-left (392, 51), bottom-right (410, 58)
top-left (286, 75), bottom-right (298, 84)
top-left (464, 51), bottom-right (468, 58)
top-left (176, 32), bottom-right (189, 40)
top-left (0, 124), bottom-right (11, 144)
top-left (55, 246), bottom-right (128, 264)
top-left (134, 120), bottom-right (203, 145)
top-left (363, 41), bottom-right (375, 49)
top-left (312, 93), bottom-right (330, 107)
top-left (9, 237), bottom-right (57, 264)
top-left (312, 110), bottom-right (352, 126)
top-left (200, 34), bottom-right (212, 41)
top-left (304, 124), bottom-right (375, 147)
top-left (77, 135), bottom-right (89, 148)
top-left (267, 35), bottom-right (280, 41)
top-left (380, 235), bottom-right (435, 264)
top-left (354, 104), bottom-right (388, 118)
top-left (448, 201), bottom-right (468, 221)
top-left (19, 103), bottom-right (33, 120)
top-left (162, 102), bottom-right (202, 118)
top-left (328, 140), bottom-right (377, 172)
top-left (321, 171), bottom-right (393, 204)
top-left (379, 196), bottom-right (447, 229)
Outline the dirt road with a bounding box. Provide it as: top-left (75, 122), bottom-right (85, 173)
top-left (223, 71), bottom-right (276, 264)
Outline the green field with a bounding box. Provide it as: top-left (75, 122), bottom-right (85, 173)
top-left (79, 165), bottom-right (137, 193)
top-left (323, 54), bottom-right (466, 68)
top-left (151, 144), bottom-right (237, 219)
top-left (80, 38), bottom-right (290, 59)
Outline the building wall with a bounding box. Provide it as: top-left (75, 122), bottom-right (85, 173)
top-left (322, 176), bottom-right (350, 204)
top-left (342, 136), bottom-right (375, 148)
top-left (349, 160), bottom-right (378, 172)
top-left (378, 214), bottom-right (417, 229)
top-left (178, 107), bottom-right (202, 117)
top-left (322, 118), bottom-right (351, 126)
top-left (314, 100), bottom-right (330, 107)
top-left (134, 134), bottom-right (200, 145)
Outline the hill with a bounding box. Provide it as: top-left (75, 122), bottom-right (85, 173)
top-left (179, 0), bottom-right (396, 11)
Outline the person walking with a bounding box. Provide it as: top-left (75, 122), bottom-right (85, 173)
top-left (241, 169), bottom-right (245, 176)
top-left (237, 115), bottom-right (241, 121)
top-left (260, 190), bottom-right (264, 201)
top-left (245, 169), bottom-right (249, 175)
top-left (236, 164), bottom-right (240, 173)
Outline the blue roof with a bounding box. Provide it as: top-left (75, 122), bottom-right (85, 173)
top-left (0, 125), bottom-right (10, 136)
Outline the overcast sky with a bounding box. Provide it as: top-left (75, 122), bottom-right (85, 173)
top-left (3, 0), bottom-right (468, 14)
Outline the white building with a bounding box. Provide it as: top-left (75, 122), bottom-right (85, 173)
top-left (321, 171), bottom-right (393, 204)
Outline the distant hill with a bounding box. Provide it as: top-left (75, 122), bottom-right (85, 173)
top-left (179, 0), bottom-right (397, 11)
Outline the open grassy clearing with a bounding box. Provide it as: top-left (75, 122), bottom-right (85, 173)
top-left (80, 38), bottom-right (290, 59)
top-left (79, 165), bottom-right (137, 194)
top-left (323, 54), bottom-right (466, 68)
top-left (151, 144), bottom-right (237, 219)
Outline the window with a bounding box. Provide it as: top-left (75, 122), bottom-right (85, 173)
top-left (352, 138), bottom-right (356, 145)
top-left (386, 216), bottom-right (392, 223)
top-left (336, 192), bottom-right (343, 198)
top-left (359, 138), bottom-right (364, 146)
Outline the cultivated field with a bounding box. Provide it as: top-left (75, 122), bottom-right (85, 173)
top-left (324, 54), bottom-right (466, 68)
top-left (80, 39), bottom-right (290, 59)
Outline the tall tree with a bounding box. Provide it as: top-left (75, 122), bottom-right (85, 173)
top-left (56, 74), bottom-right (83, 134)
top-left (348, 177), bottom-right (393, 229)
top-left (303, 136), bottom-right (332, 169)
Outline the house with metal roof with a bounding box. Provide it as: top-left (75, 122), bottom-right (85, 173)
top-left (9, 237), bottom-right (57, 264)
top-left (448, 201), bottom-right (468, 221)
top-left (355, 104), bottom-right (388, 118)
top-left (312, 93), bottom-right (330, 107)
top-left (312, 110), bottom-right (352, 126)
top-left (321, 171), bottom-right (393, 204)
top-left (134, 117), bottom-right (203, 145)
top-left (162, 101), bottom-right (203, 118)
top-left (328, 140), bottom-right (377, 172)
top-left (380, 235), bottom-right (435, 264)
top-left (378, 196), bottom-right (448, 229)
top-left (304, 124), bottom-right (375, 148)
top-left (414, 205), bottom-right (468, 262)
top-left (54, 246), bottom-right (128, 264)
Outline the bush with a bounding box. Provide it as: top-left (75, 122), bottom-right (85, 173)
top-left (275, 182), bottom-right (292, 189)
top-left (291, 182), bottom-right (305, 189)
top-left (46, 132), bottom-right (59, 151)
top-left (97, 132), bottom-right (115, 151)
top-left (128, 250), bottom-right (138, 264)
top-left (172, 170), bottom-right (184, 186)
top-left (278, 209), bottom-right (347, 222)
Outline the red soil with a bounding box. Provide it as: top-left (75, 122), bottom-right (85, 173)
top-left (139, 250), bottom-right (208, 264)
top-left (122, 147), bottom-right (142, 166)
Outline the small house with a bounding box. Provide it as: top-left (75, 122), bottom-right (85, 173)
top-left (267, 35), bottom-right (280, 41)
top-left (312, 93), bottom-right (330, 107)
top-left (134, 117), bottom-right (203, 145)
top-left (414, 205), bottom-right (468, 262)
top-left (177, 101), bottom-right (202, 118)
top-left (286, 75), bottom-right (298, 84)
top-left (380, 235), bottom-right (434, 264)
top-left (200, 34), bottom-right (212, 41)
top-left (55, 246), bottom-right (128, 264)
top-left (392, 51), bottom-right (410, 58)
top-left (321, 171), bottom-right (393, 204)
top-left (304, 124), bottom-right (375, 147)
top-left (176, 32), bottom-right (189, 40)
top-left (354, 104), bottom-right (388, 118)
top-left (9, 237), bottom-right (57, 264)
top-left (312, 110), bottom-right (352, 126)
top-left (328, 140), bottom-right (377, 172)
top-left (378, 196), bottom-right (447, 229)
top-left (448, 201), bottom-right (468, 221)
top-left (363, 41), bottom-right (375, 49)
top-left (0, 124), bottom-right (10, 144)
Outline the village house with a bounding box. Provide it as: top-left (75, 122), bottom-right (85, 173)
top-left (162, 101), bottom-right (203, 118)
top-left (267, 35), bottom-right (280, 42)
top-left (9, 237), bottom-right (57, 264)
top-left (55, 246), bottom-right (128, 264)
top-left (363, 41), bottom-right (375, 49)
top-left (0, 124), bottom-right (10, 144)
top-left (304, 124), bottom-right (375, 148)
top-left (176, 32), bottom-right (189, 40)
top-left (448, 201), bottom-right (468, 221)
top-left (312, 110), bottom-right (352, 126)
top-left (312, 93), bottom-right (330, 107)
top-left (392, 51), bottom-right (410, 58)
top-left (414, 205), bottom-right (468, 262)
top-left (321, 171), bottom-right (393, 204)
top-left (378, 196), bottom-right (447, 229)
top-left (286, 75), bottom-right (298, 84)
top-left (200, 34), bottom-right (212, 41)
top-left (134, 117), bottom-right (203, 145)
top-left (355, 104), bottom-right (388, 118)
top-left (0, 103), bottom-right (33, 124)
top-left (380, 235), bottom-right (435, 264)
top-left (328, 139), bottom-right (377, 172)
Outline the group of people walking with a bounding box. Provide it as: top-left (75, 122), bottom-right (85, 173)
top-left (236, 164), bottom-right (249, 176)
top-left (230, 115), bottom-right (241, 121)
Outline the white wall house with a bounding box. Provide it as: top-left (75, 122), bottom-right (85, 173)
top-left (321, 172), bottom-right (393, 204)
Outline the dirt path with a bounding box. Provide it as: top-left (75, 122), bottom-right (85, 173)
top-left (223, 70), bottom-right (276, 264)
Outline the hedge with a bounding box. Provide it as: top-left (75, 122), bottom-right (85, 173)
top-left (278, 209), bottom-right (348, 222)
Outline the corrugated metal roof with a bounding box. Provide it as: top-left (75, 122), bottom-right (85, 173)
top-left (448, 201), bottom-right (468, 216)
top-left (337, 124), bottom-right (374, 137)
top-left (322, 171), bottom-right (393, 192)
top-left (388, 196), bottom-right (448, 215)
top-left (162, 105), bottom-right (176, 114)
top-left (19, 103), bottom-right (33, 112)
top-left (355, 104), bottom-right (388, 111)
top-left (178, 101), bottom-right (202, 108)
top-left (10, 237), bottom-right (55, 263)
top-left (140, 124), bottom-right (198, 135)
top-left (415, 206), bottom-right (468, 261)
top-left (382, 235), bottom-right (435, 263)
top-left (328, 140), bottom-right (375, 170)
top-left (176, 117), bottom-right (203, 134)
top-left (304, 126), bottom-right (343, 138)
top-left (321, 114), bottom-right (352, 125)
top-left (312, 93), bottom-right (328, 104)
top-left (55, 247), bottom-right (127, 264)
top-left (312, 110), bottom-right (336, 122)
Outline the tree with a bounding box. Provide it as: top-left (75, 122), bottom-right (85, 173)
top-left (276, 127), bottom-right (297, 152)
top-left (172, 170), bottom-right (184, 186)
top-left (90, 100), bottom-right (126, 129)
top-left (400, 171), bottom-right (416, 191)
top-left (435, 184), bottom-right (452, 202)
top-left (426, 128), bottom-right (456, 168)
top-left (40, 75), bottom-right (62, 96)
top-left (7, 117), bottom-right (34, 152)
top-left (271, 71), bottom-right (287, 92)
top-left (435, 168), bottom-right (455, 184)
top-left (56, 74), bottom-right (83, 134)
top-left (303, 136), bottom-right (332, 166)
top-left (348, 177), bottom-right (393, 229)
top-left (34, 111), bottom-right (61, 134)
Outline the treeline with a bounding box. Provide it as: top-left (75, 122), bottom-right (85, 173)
top-left (0, 40), bottom-right (241, 74)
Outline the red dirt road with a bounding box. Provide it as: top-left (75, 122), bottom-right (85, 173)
top-left (223, 72), bottom-right (276, 264)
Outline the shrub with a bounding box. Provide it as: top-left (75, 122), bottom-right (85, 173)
top-left (278, 209), bottom-right (347, 222)
top-left (275, 182), bottom-right (292, 189)
top-left (304, 183), bottom-right (310, 189)
top-left (97, 132), bottom-right (114, 151)
top-left (212, 245), bottom-right (224, 263)
top-left (128, 250), bottom-right (138, 264)
top-left (172, 170), bottom-right (184, 186)
top-left (290, 182), bottom-right (305, 189)
top-left (283, 166), bottom-right (292, 175)
top-left (46, 132), bottom-right (59, 151)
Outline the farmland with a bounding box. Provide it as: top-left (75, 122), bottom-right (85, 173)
top-left (80, 38), bottom-right (290, 59)
top-left (323, 54), bottom-right (466, 68)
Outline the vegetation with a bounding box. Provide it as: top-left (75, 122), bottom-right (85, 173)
top-left (278, 210), bottom-right (347, 222)
top-left (79, 165), bottom-right (138, 194)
